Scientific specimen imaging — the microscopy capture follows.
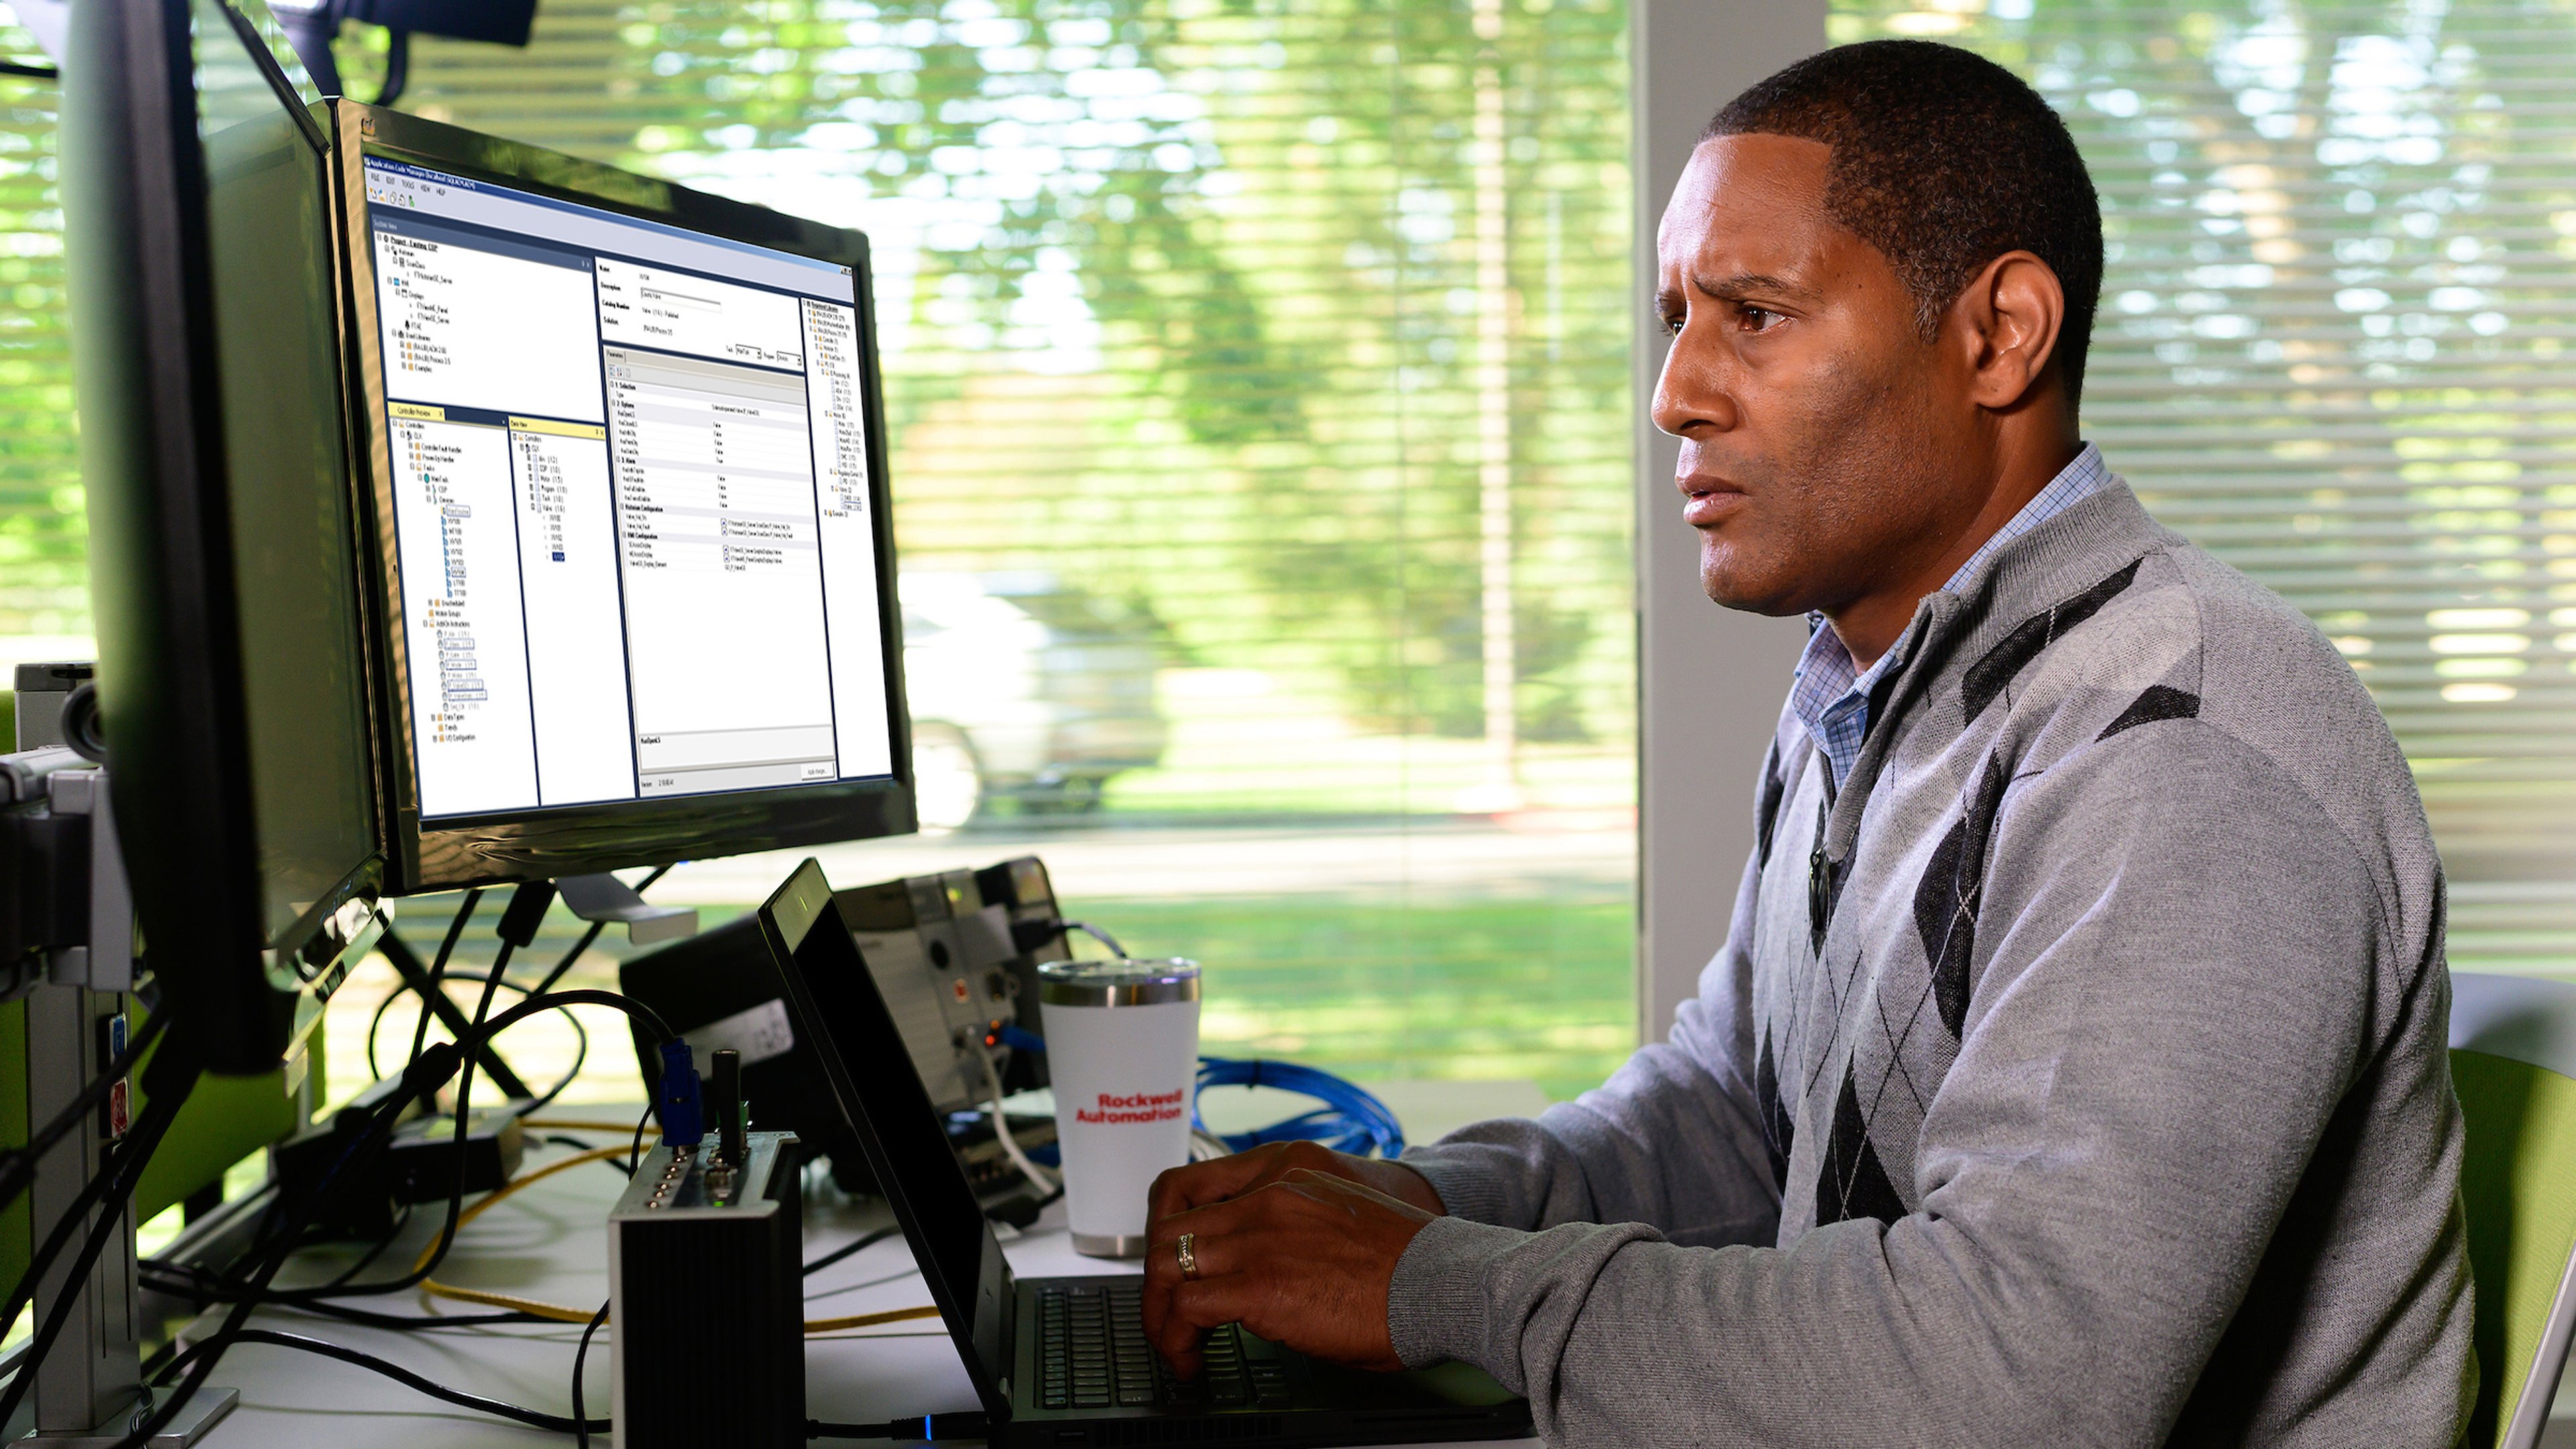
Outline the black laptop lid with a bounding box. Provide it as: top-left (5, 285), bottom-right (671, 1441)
top-left (755, 858), bottom-right (1016, 1415)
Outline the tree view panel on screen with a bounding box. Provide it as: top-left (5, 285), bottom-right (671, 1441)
top-left (362, 156), bottom-right (894, 819)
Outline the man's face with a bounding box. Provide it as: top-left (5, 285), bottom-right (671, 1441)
top-left (1653, 134), bottom-right (1986, 616)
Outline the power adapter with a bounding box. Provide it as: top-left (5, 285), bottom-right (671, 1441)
top-left (270, 1079), bottom-right (525, 1236)
top-left (384, 1104), bottom-right (524, 1203)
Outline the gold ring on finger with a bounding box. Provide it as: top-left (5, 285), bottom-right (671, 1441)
top-left (1176, 1232), bottom-right (1199, 1281)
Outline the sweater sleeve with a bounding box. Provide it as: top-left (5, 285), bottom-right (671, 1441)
top-left (1385, 723), bottom-right (2400, 1448)
top-left (1395, 777), bottom-right (1782, 1248)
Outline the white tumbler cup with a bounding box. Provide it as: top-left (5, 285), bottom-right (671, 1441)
top-left (1038, 958), bottom-right (1201, 1258)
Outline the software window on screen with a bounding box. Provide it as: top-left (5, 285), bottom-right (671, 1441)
top-left (363, 157), bottom-right (892, 818)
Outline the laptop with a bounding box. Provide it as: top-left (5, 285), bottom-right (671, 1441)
top-left (754, 857), bottom-right (1534, 1448)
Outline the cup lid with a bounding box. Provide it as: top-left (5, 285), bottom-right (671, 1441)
top-left (1038, 957), bottom-right (1200, 1006)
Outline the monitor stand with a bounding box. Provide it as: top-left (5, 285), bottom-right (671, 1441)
top-left (21, 1386), bottom-right (239, 1449)
top-left (17, 946), bottom-right (238, 1448)
top-left (3, 697), bottom-right (237, 1448)
top-left (558, 871), bottom-right (699, 947)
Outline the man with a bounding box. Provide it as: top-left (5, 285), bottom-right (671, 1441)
top-left (1139, 38), bottom-right (2475, 1448)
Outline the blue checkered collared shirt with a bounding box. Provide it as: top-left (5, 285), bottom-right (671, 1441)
top-left (1789, 443), bottom-right (2112, 790)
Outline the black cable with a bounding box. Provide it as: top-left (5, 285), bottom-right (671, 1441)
top-left (508, 866), bottom-right (675, 1120)
top-left (315, 1200), bottom-right (411, 1290)
top-left (152, 1329), bottom-right (606, 1435)
top-left (572, 1301), bottom-right (611, 1449)
top-left (0, 1009), bottom-right (167, 1214)
top-left (134, 1265), bottom-right (535, 1330)
top-left (376, 28), bottom-right (411, 107)
top-left (411, 885), bottom-right (543, 1329)
top-left (801, 1224), bottom-right (900, 1279)
top-left (115, 983), bottom-right (678, 1444)
top-left (491, 989), bottom-right (669, 1049)
top-left (377, 930), bottom-right (533, 1099)
top-left (466, 938), bottom-right (521, 1053)
top-left (168, 988), bottom-right (676, 1306)
top-left (0, 1051), bottom-right (197, 1430)
top-left (125, 988), bottom-right (665, 1449)
top-left (368, 971), bottom-right (591, 1115)
top-left (113, 1043), bottom-right (466, 1449)
top-left (543, 1135), bottom-right (634, 1176)
top-left (368, 969), bottom-right (525, 1080)
top-left (1058, 919), bottom-right (1126, 959)
top-left (113, 979), bottom-right (687, 1446)
top-left (628, 1099), bottom-right (655, 1175)
top-left (400, 889), bottom-right (484, 1077)
top-left (0, 1063), bottom-right (186, 1377)
top-left (180, 1182), bottom-right (400, 1300)
top-left (526, 863), bottom-right (674, 1002)
top-left (1, 1099), bottom-right (183, 1420)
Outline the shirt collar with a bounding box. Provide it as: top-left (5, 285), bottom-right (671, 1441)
top-left (1937, 441), bottom-right (2109, 599)
top-left (1788, 443), bottom-right (2112, 788)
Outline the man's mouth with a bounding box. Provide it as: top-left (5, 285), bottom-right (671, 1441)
top-left (1679, 475), bottom-right (1745, 528)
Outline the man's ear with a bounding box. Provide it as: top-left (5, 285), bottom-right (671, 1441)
top-left (1953, 250), bottom-right (2066, 411)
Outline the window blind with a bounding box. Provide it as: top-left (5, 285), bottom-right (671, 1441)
top-left (321, 0), bottom-right (1641, 1097)
top-left (1833, 0), bottom-right (2576, 975)
top-left (0, 15), bottom-right (83, 706)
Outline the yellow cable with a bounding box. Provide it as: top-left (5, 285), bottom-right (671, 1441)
top-left (407, 1142), bottom-right (940, 1334)
top-left (802, 1306), bottom-right (946, 1332)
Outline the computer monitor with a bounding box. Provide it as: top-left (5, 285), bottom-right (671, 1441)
top-left (327, 105), bottom-right (914, 892)
top-left (60, 0), bottom-right (384, 1072)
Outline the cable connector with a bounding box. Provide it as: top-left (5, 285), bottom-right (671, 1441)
top-left (405, 1041), bottom-right (463, 1099)
top-left (495, 880), bottom-right (559, 949)
top-left (655, 1040), bottom-right (703, 1147)
top-left (807, 1411), bottom-right (989, 1441)
top-left (1008, 916), bottom-right (1126, 960)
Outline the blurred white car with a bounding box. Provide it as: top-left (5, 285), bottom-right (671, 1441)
top-left (901, 572), bottom-right (1169, 830)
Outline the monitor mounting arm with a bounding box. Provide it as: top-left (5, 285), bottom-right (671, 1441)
top-left (1, 665), bottom-right (237, 1447)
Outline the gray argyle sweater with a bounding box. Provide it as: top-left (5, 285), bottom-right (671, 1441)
top-left (1389, 481), bottom-right (2475, 1447)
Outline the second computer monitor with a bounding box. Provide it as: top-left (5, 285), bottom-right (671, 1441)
top-left (334, 105), bottom-right (914, 891)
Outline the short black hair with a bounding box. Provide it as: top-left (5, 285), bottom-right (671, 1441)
top-left (1706, 40), bottom-right (2104, 403)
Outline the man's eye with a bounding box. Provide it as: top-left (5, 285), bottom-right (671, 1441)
top-left (1658, 309), bottom-right (1684, 337)
top-left (1740, 305), bottom-right (1782, 331)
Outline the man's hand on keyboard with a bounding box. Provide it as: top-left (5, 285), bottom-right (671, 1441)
top-left (1140, 1165), bottom-right (1436, 1377)
top-left (1147, 1140), bottom-right (1446, 1223)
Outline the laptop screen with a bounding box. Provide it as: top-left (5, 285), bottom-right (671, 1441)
top-left (755, 857), bottom-right (1014, 1410)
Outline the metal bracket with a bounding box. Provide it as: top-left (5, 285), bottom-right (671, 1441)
top-left (0, 751), bottom-right (129, 1000)
top-left (42, 769), bottom-right (131, 993)
top-left (557, 871), bottom-right (697, 947)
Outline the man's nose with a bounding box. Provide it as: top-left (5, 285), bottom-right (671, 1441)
top-left (1650, 331), bottom-right (1739, 440)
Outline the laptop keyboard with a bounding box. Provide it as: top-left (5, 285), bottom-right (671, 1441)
top-left (1036, 1283), bottom-right (1289, 1412)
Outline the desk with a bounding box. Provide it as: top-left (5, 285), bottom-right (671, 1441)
top-left (172, 1086), bottom-right (1546, 1449)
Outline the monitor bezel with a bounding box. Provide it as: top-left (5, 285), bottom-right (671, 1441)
top-left (325, 103), bottom-right (916, 894)
top-left (62, 0), bottom-right (389, 1072)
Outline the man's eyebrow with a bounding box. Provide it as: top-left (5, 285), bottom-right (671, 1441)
top-left (1691, 270), bottom-right (1815, 301)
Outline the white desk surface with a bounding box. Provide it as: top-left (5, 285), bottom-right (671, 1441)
top-left (174, 1085), bottom-right (1547, 1448)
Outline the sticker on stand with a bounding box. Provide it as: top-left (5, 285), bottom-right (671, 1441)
top-left (682, 998), bottom-right (797, 1074)
top-left (103, 1014), bottom-right (130, 1139)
